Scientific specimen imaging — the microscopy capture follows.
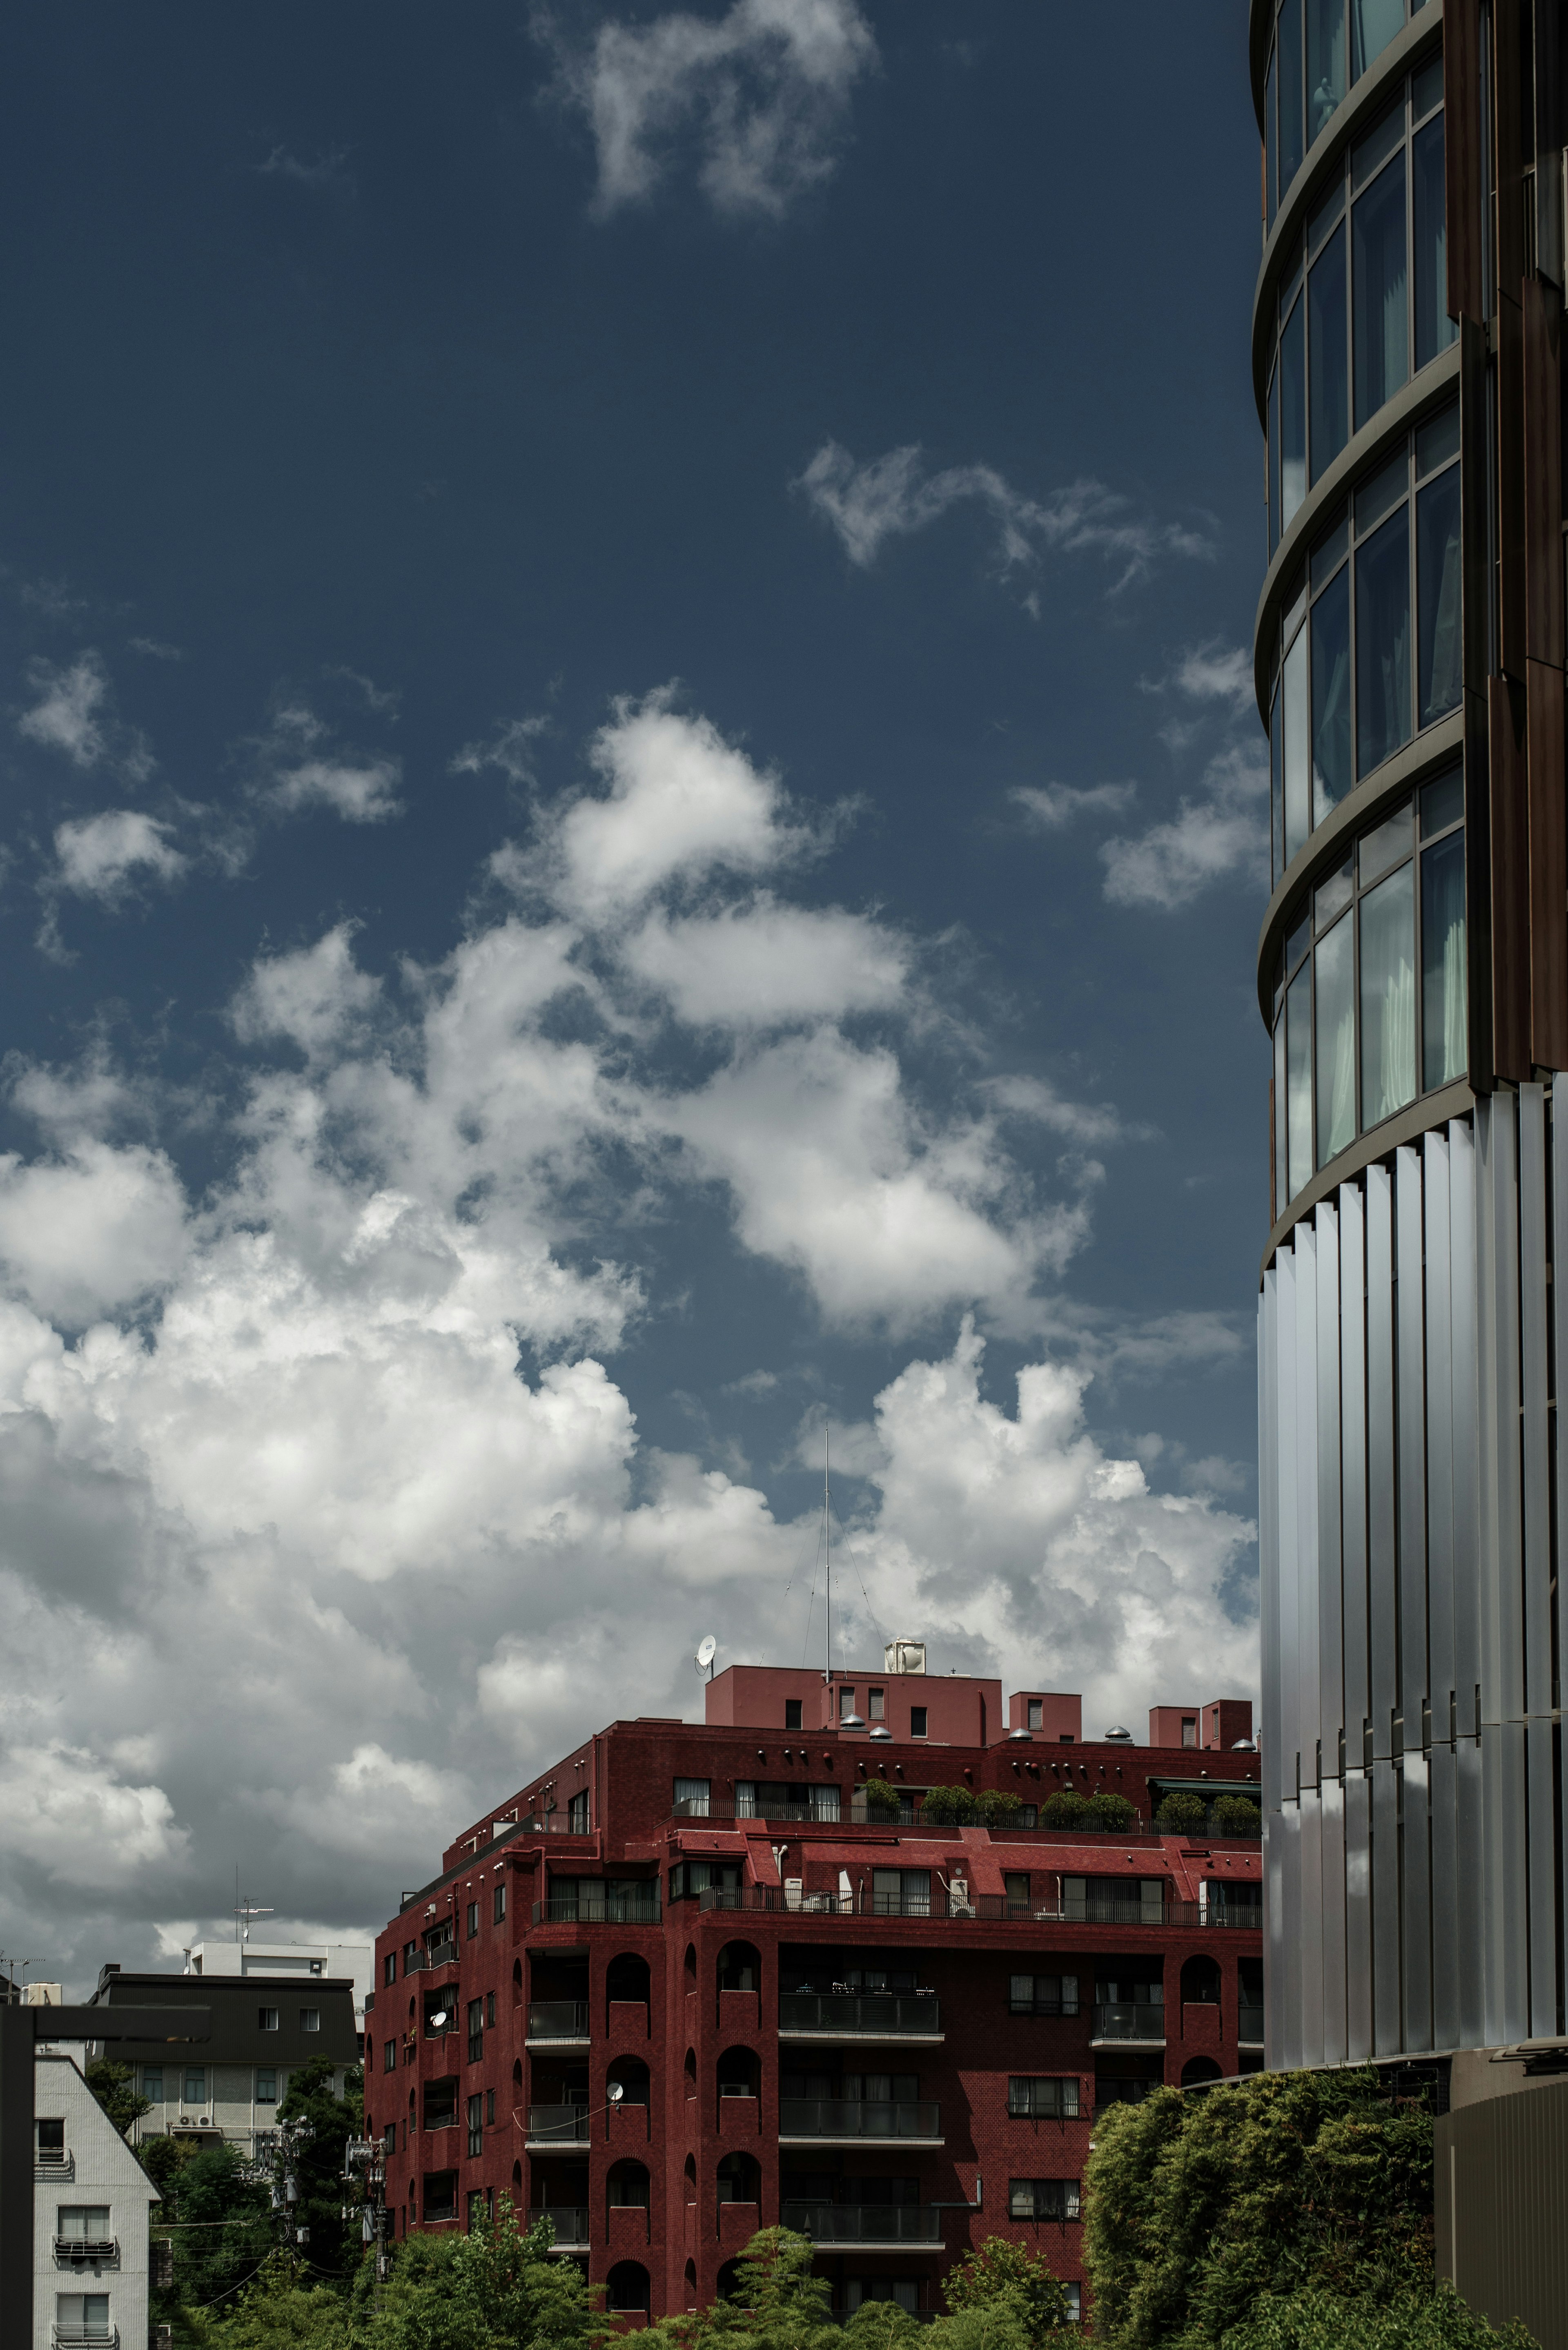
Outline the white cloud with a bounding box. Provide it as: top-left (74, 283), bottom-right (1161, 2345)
top-left (52, 811), bottom-right (186, 901)
top-left (258, 145), bottom-right (353, 190)
top-left (984, 1074), bottom-right (1147, 1151)
top-left (540, 0), bottom-right (877, 219)
top-left (1168, 641), bottom-right (1254, 710)
top-left (451, 715), bottom-right (550, 786)
top-left (19, 653), bottom-right (110, 768)
top-left (229, 925), bottom-right (381, 1057)
top-left (623, 897), bottom-right (906, 1026)
top-left (0, 1740), bottom-right (190, 1891)
top-left (1100, 742), bottom-right (1270, 911)
top-left (252, 703), bottom-right (402, 825)
top-left (0, 1142), bottom-right (189, 1323)
top-left (797, 442), bottom-right (1214, 589)
top-left (1013, 781), bottom-right (1137, 832)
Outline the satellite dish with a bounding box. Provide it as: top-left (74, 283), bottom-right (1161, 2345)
top-left (430, 2011), bottom-right (448, 2029)
top-left (695, 1635), bottom-right (717, 1679)
top-left (608, 2082), bottom-right (624, 2104)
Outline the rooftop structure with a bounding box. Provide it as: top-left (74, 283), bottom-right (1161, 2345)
top-left (364, 1660), bottom-right (1261, 2324)
top-left (87, 1969), bottom-right (357, 2152)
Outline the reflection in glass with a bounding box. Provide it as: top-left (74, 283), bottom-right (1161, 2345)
top-left (1312, 566), bottom-right (1352, 821)
top-left (1284, 627), bottom-right (1311, 863)
top-left (1421, 767), bottom-right (1462, 835)
top-left (1416, 464), bottom-right (1461, 725)
top-left (1287, 907), bottom-right (1312, 974)
top-left (1307, 0), bottom-right (1348, 143)
top-left (1316, 856), bottom-right (1353, 928)
top-left (1308, 225), bottom-right (1348, 484)
top-left (1412, 115), bottom-right (1454, 370)
top-left (1279, 0), bottom-right (1306, 198)
top-left (1274, 1013), bottom-right (1288, 1217)
top-left (1266, 45), bottom-right (1279, 231)
top-left (1356, 503), bottom-right (1411, 775)
top-left (1271, 681), bottom-right (1284, 887)
top-left (1359, 796), bottom-right (1412, 881)
top-left (1416, 401), bottom-right (1459, 477)
top-left (1353, 152), bottom-right (1409, 428)
top-left (1280, 296), bottom-right (1307, 535)
top-left (1287, 961), bottom-right (1314, 1200)
top-left (1355, 447), bottom-right (1407, 535)
top-left (1351, 0), bottom-right (1405, 79)
top-left (1360, 861), bottom-right (1416, 1126)
top-left (1315, 914), bottom-right (1356, 1165)
top-left (1421, 831), bottom-right (1467, 1088)
top-left (1268, 367), bottom-right (1281, 556)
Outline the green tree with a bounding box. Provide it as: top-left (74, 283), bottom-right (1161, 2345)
top-left (1212, 1795), bottom-right (1262, 1836)
top-left (861, 1779), bottom-right (900, 1819)
top-left (920, 1787), bottom-right (978, 1826)
top-left (975, 1790), bottom-right (1024, 1829)
top-left (942, 2236), bottom-right (1076, 2341)
top-left (85, 2058), bottom-right (151, 2140)
top-left (1153, 1792), bottom-right (1207, 1835)
top-left (145, 2137), bottom-right (274, 2332)
top-left (1084, 1790), bottom-right (1139, 1833)
top-left (357, 2199), bottom-right (602, 2350)
top-left (1038, 1790), bottom-right (1090, 1829)
top-left (212, 2253), bottom-right (351, 2347)
top-left (274, 2057), bottom-right (364, 2286)
top-left (1219, 2285), bottom-right (1537, 2349)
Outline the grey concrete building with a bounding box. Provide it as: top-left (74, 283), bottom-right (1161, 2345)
top-left (33, 2051), bottom-right (159, 2350)
top-left (88, 1968), bottom-right (357, 2152)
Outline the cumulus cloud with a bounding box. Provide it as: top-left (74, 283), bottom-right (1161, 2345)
top-left (622, 898), bottom-right (906, 1027)
top-left (52, 811), bottom-right (186, 901)
top-left (451, 715), bottom-right (551, 786)
top-left (250, 703), bottom-right (402, 824)
top-left (1099, 741), bottom-right (1270, 910)
top-left (798, 442), bottom-right (1215, 590)
top-left (539, 0), bottom-right (877, 219)
top-left (1013, 781), bottom-right (1137, 832)
top-left (229, 924), bottom-right (381, 1057)
top-left (0, 1142), bottom-right (189, 1323)
top-left (17, 651), bottom-right (152, 779)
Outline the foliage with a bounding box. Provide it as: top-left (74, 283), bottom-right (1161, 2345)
top-left (942, 2236), bottom-right (1076, 2341)
top-left (920, 1785), bottom-right (977, 1825)
top-left (211, 2254), bottom-right (352, 2346)
top-left (861, 1778), bottom-right (900, 1818)
top-left (85, 2057), bottom-right (152, 2139)
top-left (976, 1790), bottom-right (1024, 1828)
top-left (146, 2136), bottom-right (274, 2332)
top-left (350, 2196), bottom-right (604, 2350)
top-left (1153, 1791), bottom-right (1207, 1834)
top-left (276, 2057), bottom-right (365, 2285)
top-left (1211, 1795), bottom-right (1262, 1836)
top-left (1218, 2284), bottom-right (1537, 2349)
top-left (1081, 2069), bottom-right (1443, 2349)
top-left (1084, 1790), bottom-right (1139, 1832)
top-left (1038, 1790), bottom-right (1090, 1828)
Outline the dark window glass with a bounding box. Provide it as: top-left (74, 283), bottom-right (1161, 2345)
top-left (1421, 767), bottom-right (1463, 835)
top-left (466, 1903), bottom-right (478, 1940)
top-left (1306, 0), bottom-right (1347, 143)
top-left (1353, 151), bottom-right (1409, 428)
top-left (1274, 1012), bottom-right (1288, 1220)
top-left (1315, 913), bottom-right (1356, 1165)
top-left (1279, 0), bottom-right (1305, 195)
top-left (1360, 861), bottom-right (1417, 1125)
top-left (1280, 295), bottom-right (1307, 537)
top-left (384, 1955), bottom-right (396, 1988)
top-left (910, 1707), bottom-right (927, 1737)
top-left (1308, 223), bottom-right (1348, 484)
top-left (1268, 365), bottom-right (1282, 557)
top-left (1266, 43), bottom-right (1280, 230)
top-left (493, 1882), bottom-right (506, 1924)
top-left (1271, 679), bottom-right (1284, 887)
top-left (1412, 114), bottom-right (1454, 370)
top-left (1416, 464), bottom-right (1461, 725)
top-left (1355, 502), bottom-right (1411, 774)
top-left (784, 1698), bottom-right (803, 1730)
top-left (1352, 0), bottom-right (1406, 80)
top-left (1311, 566), bottom-right (1352, 821)
top-left (1421, 829), bottom-right (1467, 1088)
top-left (1283, 627), bottom-right (1310, 862)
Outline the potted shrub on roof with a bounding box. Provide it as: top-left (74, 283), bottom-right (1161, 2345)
top-left (1212, 1793), bottom-right (1262, 1835)
top-left (1039, 1790), bottom-right (1091, 1829)
top-left (920, 1785), bottom-right (979, 1826)
top-left (862, 1777), bottom-right (900, 1821)
top-left (1155, 1790), bottom-right (1207, 1835)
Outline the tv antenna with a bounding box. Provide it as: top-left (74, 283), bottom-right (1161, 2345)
top-left (695, 1635), bottom-right (717, 1681)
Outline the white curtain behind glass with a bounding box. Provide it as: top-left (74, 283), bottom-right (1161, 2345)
top-left (1360, 863), bottom-right (1416, 1124)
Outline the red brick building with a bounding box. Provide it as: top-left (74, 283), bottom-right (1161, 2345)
top-left (365, 1657), bottom-right (1263, 2324)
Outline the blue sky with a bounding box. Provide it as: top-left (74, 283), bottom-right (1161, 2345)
top-left (0, 2), bottom-right (1265, 1981)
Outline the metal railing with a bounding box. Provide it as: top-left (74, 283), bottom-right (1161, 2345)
top-left (53, 2332), bottom-right (118, 2349)
top-left (528, 2001), bottom-right (590, 2040)
top-left (35, 2150), bottom-right (74, 2181)
top-left (782, 2204), bottom-right (942, 2245)
top-left (423, 1940), bottom-right (457, 1969)
top-left (532, 2207), bottom-right (590, 2247)
top-left (1093, 2078), bottom-right (1161, 2109)
top-left (779, 2099), bottom-right (940, 2141)
top-left (527, 2104), bottom-right (593, 2143)
top-left (697, 1884), bottom-right (1260, 1929)
top-left (1238, 2004), bottom-right (1265, 2043)
top-left (54, 2240), bottom-right (118, 2266)
top-left (1091, 2003), bottom-right (1167, 2044)
top-left (532, 1891), bottom-right (661, 1925)
top-left (779, 1993), bottom-right (942, 2036)
top-left (403, 1952), bottom-right (428, 1973)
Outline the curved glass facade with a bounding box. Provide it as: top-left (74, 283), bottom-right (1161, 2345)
top-left (1262, 0), bottom-right (1433, 232)
top-left (1266, 59), bottom-right (1453, 551)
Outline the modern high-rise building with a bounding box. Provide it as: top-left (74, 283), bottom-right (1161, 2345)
top-left (1254, 0), bottom-right (1568, 2333)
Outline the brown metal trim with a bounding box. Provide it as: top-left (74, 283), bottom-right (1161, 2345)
top-left (1446, 0), bottom-right (1484, 322)
top-left (1460, 313), bottom-right (1492, 693)
top-left (1489, 671), bottom-right (1532, 1080)
top-left (1259, 1079), bottom-right (1477, 1276)
top-left (1492, 0), bottom-right (1525, 297)
top-left (1497, 291), bottom-right (1527, 679)
top-left (1526, 657), bottom-right (1568, 1068)
top-left (1523, 277), bottom-right (1564, 665)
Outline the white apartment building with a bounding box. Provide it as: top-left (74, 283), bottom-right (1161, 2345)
top-left (34, 2051), bottom-right (158, 2350)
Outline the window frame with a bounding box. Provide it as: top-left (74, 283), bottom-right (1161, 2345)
top-left (1264, 0), bottom-right (1431, 231)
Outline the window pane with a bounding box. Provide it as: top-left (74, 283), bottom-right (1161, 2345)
top-left (1280, 296), bottom-right (1307, 536)
top-left (1356, 503), bottom-right (1412, 775)
top-left (1412, 114), bottom-right (1455, 369)
top-left (1413, 53), bottom-right (1443, 118)
top-left (1274, 1012), bottom-right (1288, 1221)
top-left (1351, 0), bottom-right (1405, 81)
top-left (1311, 564), bottom-right (1352, 820)
top-left (1353, 151), bottom-right (1409, 428)
top-left (1359, 796), bottom-right (1412, 880)
top-left (1307, 0), bottom-right (1347, 142)
top-left (1421, 767), bottom-right (1463, 835)
top-left (1266, 44), bottom-right (1279, 230)
top-left (1268, 365), bottom-right (1281, 557)
top-left (1316, 856), bottom-right (1353, 929)
top-left (1417, 402), bottom-right (1460, 477)
top-left (1309, 223), bottom-right (1349, 483)
top-left (1355, 447), bottom-right (1407, 535)
top-left (1416, 464), bottom-right (1461, 725)
top-left (1287, 962), bottom-right (1314, 1200)
top-left (1271, 681), bottom-right (1284, 887)
top-left (1279, 0), bottom-right (1305, 194)
top-left (1316, 913), bottom-right (1356, 1164)
top-left (1360, 862), bottom-right (1417, 1125)
top-left (1284, 625), bottom-right (1311, 861)
top-left (1422, 829), bottom-right (1467, 1088)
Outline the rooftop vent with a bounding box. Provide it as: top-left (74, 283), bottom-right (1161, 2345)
top-left (1231, 1738), bottom-right (1256, 1750)
top-left (884, 1640), bottom-right (926, 1676)
top-left (840, 1712), bottom-right (866, 1731)
top-left (1103, 1726), bottom-right (1133, 1743)
top-left (1007, 1727), bottom-right (1033, 1741)
top-left (868, 1724), bottom-right (892, 1741)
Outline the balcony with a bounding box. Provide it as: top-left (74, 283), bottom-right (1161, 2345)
top-left (54, 2241), bottom-right (118, 2267)
top-left (526, 2104), bottom-right (592, 2147)
top-left (1091, 2004), bottom-right (1167, 2049)
top-left (53, 2333), bottom-right (118, 2349)
top-left (779, 2099), bottom-right (942, 2146)
top-left (527, 2001), bottom-right (590, 2045)
top-left (532, 2207), bottom-right (590, 2250)
top-left (531, 1890), bottom-right (660, 1926)
top-left (1238, 2005), bottom-right (1265, 2046)
top-left (423, 1941), bottom-right (458, 1970)
top-left (779, 1993), bottom-right (942, 2042)
top-left (35, 2149), bottom-right (74, 2182)
top-left (782, 2203), bottom-right (942, 2248)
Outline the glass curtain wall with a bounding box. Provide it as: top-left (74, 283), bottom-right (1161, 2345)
top-left (1270, 767), bottom-right (1464, 1216)
top-left (1265, 0), bottom-right (1432, 228)
top-left (1270, 401), bottom-right (1458, 885)
top-left (1267, 61), bottom-right (1450, 555)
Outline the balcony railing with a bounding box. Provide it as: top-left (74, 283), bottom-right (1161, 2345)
top-left (532, 1891), bottom-right (661, 1925)
top-left (423, 1941), bottom-right (457, 1969)
top-left (698, 1885), bottom-right (1259, 1929)
top-left (528, 2001), bottom-right (591, 2041)
top-left (779, 1993), bottom-right (942, 2038)
top-left (779, 2099), bottom-right (941, 2142)
top-left (54, 2240), bottom-right (118, 2266)
top-left (782, 2203), bottom-right (942, 2245)
top-left (1238, 2005), bottom-right (1265, 2044)
top-left (404, 1952), bottom-right (428, 1973)
top-left (532, 2207), bottom-right (590, 2248)
top-left (1094, 2078), bottom-right (1161, 2108)
top-left (527, 2104), bottom-right (592, 2144)
top-left (424, 2107), bottom-right (459, 2132)
top-left (35, 2150), bottom-right (74, 2181)
top-left (53, 2332), bottom-right (118, 2349)
top-left (1091, 2003), bottom-right (1167, 2046)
